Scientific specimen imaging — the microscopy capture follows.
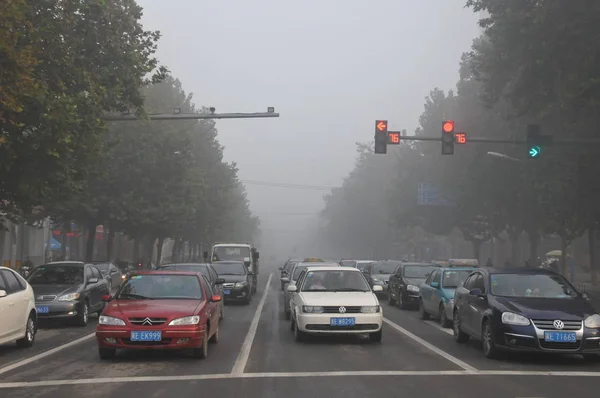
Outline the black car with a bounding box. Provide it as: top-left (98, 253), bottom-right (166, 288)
top-left (388, 262), bottom-right (439, 309)
top-left (91, 261), bottom-right (123, 292)
top-left (28, 261), bottom-right (109, 326)
top-left (279, 258), bottom-right (301, 291)
top-left (211, 261), bottom-right (254, 304)
top-left (363, 260), bottom-right (402, 298)
top-left (453, 267), bottom-right (600, 360)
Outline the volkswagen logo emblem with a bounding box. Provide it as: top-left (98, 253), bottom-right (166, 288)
top-left (142, 317), bottom-right (153, 326)
top-left (338, 306), bottom-right (346, 314)
top-left (553, 320), bottom-right (564, 330)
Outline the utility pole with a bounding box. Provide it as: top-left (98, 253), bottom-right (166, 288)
top-left (102, 107), bottom-right (279, 122)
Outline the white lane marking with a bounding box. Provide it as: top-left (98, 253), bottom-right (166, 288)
top-left (3, 370), bottom-right (600, 389)
top-left (0, 332), bottom-right (96, 376)
top-left (383, 317), bottom-right (478, 372)
top-left (230, 272), bottom-right (273, 376)
top-left (423, 320), bottom-right (454, 335)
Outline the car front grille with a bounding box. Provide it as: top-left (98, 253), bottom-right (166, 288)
top-left (122, 339), bottom-right (171, 346)
top-left (306, 324), bottom-right (379, 331)
top-left (128, 318), bottom-right (167, 326)
top-left (532, 319), bottom-right (582, 330)
top-left (36, 295), bottom-right (57, 302)
top-left (539, 341), bottom-right (581, 350)
top-left (322, 306), bottom-right (362, 314)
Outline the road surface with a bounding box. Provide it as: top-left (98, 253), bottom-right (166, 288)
top-left (1, 262), bottom-right (600, 397)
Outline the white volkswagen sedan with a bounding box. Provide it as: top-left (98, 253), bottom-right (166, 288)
top-left (0, 266), bottom-right (37, 348)
top-left (288, 266), bottom-right (383, 342)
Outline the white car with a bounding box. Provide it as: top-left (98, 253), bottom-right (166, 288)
top-left (288, 266), bottom-right (383, 342)
top-left (0, 266), bottom-right (37, 347)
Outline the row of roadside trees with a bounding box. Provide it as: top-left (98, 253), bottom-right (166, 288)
top-left (320, 1), bottom-right (600, 284)
top-left (0, 0), bottom-right (259, 263)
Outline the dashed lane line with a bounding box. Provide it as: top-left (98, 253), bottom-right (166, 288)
top-left (423, 320), bottom-right (454, 335)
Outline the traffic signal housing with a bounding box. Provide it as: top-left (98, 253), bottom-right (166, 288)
top-left (375, 120), bottom-right (388, 154)
top-left (441, 120), bottom-right (455, 155)
top-left (526, 124), bottom-right (541, 159)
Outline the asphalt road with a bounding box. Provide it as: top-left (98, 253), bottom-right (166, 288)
top-left (2, 262), bottom-right (600, 397)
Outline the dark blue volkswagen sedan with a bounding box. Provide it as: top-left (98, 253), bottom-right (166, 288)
top-left (453, 268), bottom-right (600, 359)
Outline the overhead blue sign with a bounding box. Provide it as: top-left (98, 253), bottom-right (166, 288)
top-left (417, 183), bottom-right (454, 207)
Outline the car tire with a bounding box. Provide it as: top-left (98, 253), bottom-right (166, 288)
top-left (245, 294), bottom-right (252, 305)
top-left (293, 316), bottom-right (307, 341)
top-left (76, 301), bottom-right (89, 327)
top-left (98, 347), bottom-right (116, 360)
top-left (16, 313), bottom-right (37, 348)
top-left (192, 326), bottom-right (209, 359)
top-left (439, 303), bottom-right (451, 328)
top-left (398, 292), bottom-right (408, 310)
top-left (388, 290), bottom-right (396, 306)
top-left (219, 302), bottom-right (224, 320)
top-left (482, 320), bottom-right (498, 359)
top-left (453, 310), bottom-right (469, 343)
top-left (418, 299), bottom-right (430, 320)
top-left (209, 322), bottom-right (219, 344)
top-left (369, 328), bottom-right (383, 343)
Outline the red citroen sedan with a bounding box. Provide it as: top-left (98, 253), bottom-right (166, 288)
top-left (96, 271), bottom-right (222, 360)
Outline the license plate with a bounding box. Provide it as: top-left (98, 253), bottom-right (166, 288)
top-left (36, 306), bottom-right (49, 314)
top-left (223, 289), bottom-right (231, 295)
top-left (130, 331), bottom-right (162, 342)
top-left (330, 317), bottom-right (356, 326)
top-left (544, 331), bottom-right (576, 342)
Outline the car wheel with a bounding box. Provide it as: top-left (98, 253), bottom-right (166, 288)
top-left (76, 301), bottom-right (89, 327)
top-left (16, 313), bottom-right (37, 348)
top-left (419, 299), bottom-right (429, 320)
top-left (482, 320), bottom-right (498, 359)
top-left (209, 321), bottom-right (219, 344)
top-left (398, 292), bottom-right (408, 310)
top-left (388, 290), bottom-right (396, 306)
top-left (293, 316), bottom-right (307, 342)
top-left (453, 310), bottom-right (469, 343)
top-left (439, 303), bottom-right (451, 328)
top-left (219, 302), bottom-right (224, 320)
top-left (369, 328), bottom-right (382, 343)
top-left (98, 347), bottom-right (116, 360)
top-left (290, 317), bottom-right (295, 331)
top-left (192, 326), bottom-right (209, 359)
top-left (245, 293), bottom-right (252, 305)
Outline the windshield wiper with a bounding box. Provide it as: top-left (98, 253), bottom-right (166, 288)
top-left (118, 293), bottom-right (151, 300)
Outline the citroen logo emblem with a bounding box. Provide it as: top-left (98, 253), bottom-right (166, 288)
top-left (142, 317), bottom-right (153, 326)
top-left (553, 320), bottom-right (564, 330)
top-left (338, 306), bottom-right (346, 314)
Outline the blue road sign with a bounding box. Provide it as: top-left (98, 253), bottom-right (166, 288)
top-left (417, 183), bottom-right (454, 206)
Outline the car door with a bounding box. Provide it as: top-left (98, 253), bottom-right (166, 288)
top-left (466, 273), bottom-right (488, 338)
top-left (207, 266), bottom-right (223, 297)
top-left (85, 267), bottom-right (101, 310)
top-left (201, 275), bottom-right (219, 329)
top-left (420, 270), bottom-right (436, 313)
top-left (388, 265), bottom-right (401, 299)
top-left (109, 263), bottom-right (122, 286)
top-left (290, 270), bottom-right (307, 317)
top-left (428, 270), bottom-right (443, 315)
top-left (460, 273), bottom-right (481, 335)
top-left (0, 270), bottom-right (22, 339)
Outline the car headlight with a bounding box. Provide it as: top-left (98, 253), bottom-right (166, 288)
top-left (406, 284), bottom-right (419, 293)
top-left (584, 314), bottom-right (600, 328)
top-left (361, 306), bottom-right (380, 313)
top-left (169, 316), bottom-right (201, 326)
top-left (121, 274), bottom-right (126, 280)
top-left (302, 306), bottom-right (324, 313)
top-left (57, 293), bottom-right (80, 302)
top-left (501, 312), bottom-right (530, 326)
top-left (99, 315), bottom-right (126, 326)
top-left (235, 281), bottom-right (248, 288)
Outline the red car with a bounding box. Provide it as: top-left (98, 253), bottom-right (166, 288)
top-left (96, 270), bottom-right (222, 360)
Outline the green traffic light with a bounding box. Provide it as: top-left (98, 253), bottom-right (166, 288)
top-left (528, 146), bottom-right (541, 158)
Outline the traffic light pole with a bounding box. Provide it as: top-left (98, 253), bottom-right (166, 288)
top-left (102, 111), bottom-right (279, 122)
top-left (391, 135), bottom-right (600, 145)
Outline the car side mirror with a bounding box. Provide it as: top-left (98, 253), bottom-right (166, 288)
top-left (469, 288), bottom-right (483, 296)
top-left (281, 277), bottom-right (290, 283)
top-left (101, 294), bottom-right (112, 302)
top-left (88, 277), bottom-right (99, 284)
top-left (372, 285), bottom-right (383, 292)
top-left (215, 278), bottom-right (225, 284)
top-left (0, 289), bottom-right (7, 298)
top-left (431, 282), bottom-right (440, 288)
top-left (211, 295), bottom-right (222, 302)
top-left (286, 285), bottom-right (297, 293)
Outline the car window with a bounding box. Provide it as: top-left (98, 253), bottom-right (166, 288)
top-left (201, 275), bottom-right (214, 296)
top-left (490, 273), bottom-right (577, 298)
top-left (471, 273), bottom-right (485, 293)
top-left (425, 270), bottom-right (435, 285)
top-left (91, 267), bottom-right (103, 279)
top-left (208, 267), bottom-right (218, 282)
top-left (463, 274), bottom-right (476, 290)
top-left (372, 262), bottom-right (398, 274)
top-left (0, 271), bottom-right (7, 291)
top-left (117, 274), bottom-right (203, 300)
top-left (295, 270), bottom-right (307, 288)
top-left (85, 267), bottom-right (94, 281)
top-left (1, 270), bottom-right (22, 294)
top-left (442, 270), bottom-right (473, 288)
top-left (29, 265), bottom-right (84, 285)
top-left (403, 265), bottom-right (436, 278)
top-left (301, 270), bottom-right (370, 292)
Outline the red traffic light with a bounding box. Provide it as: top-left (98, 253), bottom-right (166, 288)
top-left (442, 121), bottom-right (454, 133)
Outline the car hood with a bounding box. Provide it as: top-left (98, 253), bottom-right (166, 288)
top-left (372, 274), bottom-right (392, 282)
top-left (218, 274), bottom-right (248, 283)
top-left (405, 278), bottom-right (426, 286)
top-left (105, 299), bottom-right (203, 319)
top-left (494, 296), bottom-right (595, 320)
top-left (299, 292), bottom-right (378, 306)
top-left (31, 284), bottom-right (81, 297)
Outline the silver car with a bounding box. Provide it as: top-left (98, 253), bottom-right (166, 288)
top-left (282, 262), bottom-right (340, 319)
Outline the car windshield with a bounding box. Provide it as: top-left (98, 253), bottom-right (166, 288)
top-left (442, 270), bottom-right (473, 288)
top-left (356, 262), bottom-right (371, 271)
top-left (212, 262), bottom-right (246, 275)
top-left (93, 263), bottom-right (110, 272)
top-left (372, 262), bottom-right (397, 274)
top-left (490, 273), bottom-right (578, 298)
top-left (301, 270), bottom-right (370, 292)
top-left (403, 265), bottom-right (436, 278)
top-left (340, 260), bottom-right (357, 267)
top-left (292, 265), bottom-right (310, 281)
top-left (28, 265), bottom-right (84, 285)
top-left (158, 264), bottom-right (208, 274)
top-left (212, 246), bottom-right (251, 262)
top-left (117, 274), bottom-right (203, 300)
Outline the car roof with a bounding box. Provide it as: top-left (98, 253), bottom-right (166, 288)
top-left (484, 267), bottom-right (558, 275)
top-left (402, 262), bottom-right (437, 266)
top-left (296, 262), bottom-right (339, 267)
top-left (305, 266), bottom-right (357, 272)
top-left (439, 266), bottom-right (478, 272)
top-left (355, 260), bottom-right (373, 263)
top-left (212, 260), bottom-right (244, 263)
top-left (47, 261), bottom-right (84, 265)
top-left (161, 263), bottom-right (209, 266)
top-left (129, 270), bottom-right (203, 276)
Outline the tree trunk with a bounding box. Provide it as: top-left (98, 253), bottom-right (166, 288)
top-left (133, 239), bottom-right (140, 262)
top-left (156, 236), bottom-right (165, 266)
top-left (171, 239), bottom-right (180, 262)
top-left (188, 242), bottom-right (193, 261)
top-left (106, 229), bottom-right (115, 261)
top-left (560, 234), bottom-right (568, 277)
top-left (471, 240), bottom-right (482, 264)
top-left (589, 227), bottom-right (598, 286)
top-left (528, 228), bottom-right (539, 267)
top-left (507, 228), bottom-right (521, 266)
top-left (84, 221), bottom-right (97, 262)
